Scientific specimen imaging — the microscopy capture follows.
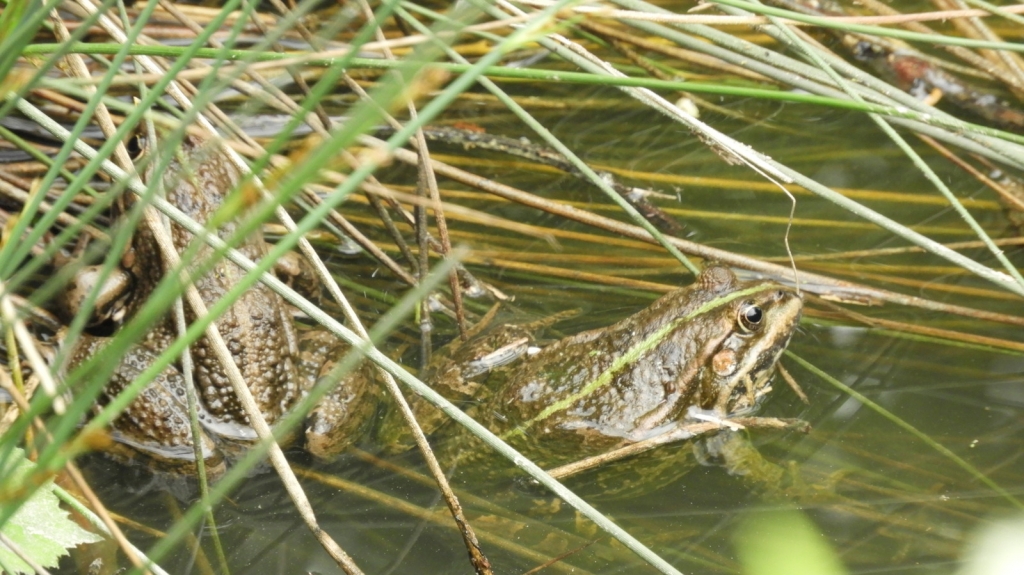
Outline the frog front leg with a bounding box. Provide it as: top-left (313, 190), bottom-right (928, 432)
top-left (264, 247), bottom-right (382, 458)
top-left (55, 264), bottom-right (133, 326)
top-left (375, 322), bottom-right (538, 452)
top-left (272, 250), bottom-right (323, 307)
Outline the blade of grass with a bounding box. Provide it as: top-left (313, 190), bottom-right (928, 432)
top-left (374, 140), bottom-right (1024, 327)
top-left (0, 0), bottom-right (129, 279)
top-left (472, 1), bottom-right (1024, 297)
top-left (32, 42), bottom-right (1024, 151)
top-left (608, 0), bottom-right (1024, 164)
top-left (397, 2), bottom-right (699, 275)
top-left (711, 0), bottom-right (1024, 52)
top-left (750, 4), bottom-right (1024, 288)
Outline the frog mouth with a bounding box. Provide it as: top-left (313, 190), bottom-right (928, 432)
top-left (715, 352), bottom-right (782, 414)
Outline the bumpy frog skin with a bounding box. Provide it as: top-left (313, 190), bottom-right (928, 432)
top-left (425, 266), bottom-right (803, 469)
top-left (59, 135), bottom-right (375, 469)
top-left (64, 335), bottom-right (222, 468)
top-left (141, 137), bottom-right (302, 434)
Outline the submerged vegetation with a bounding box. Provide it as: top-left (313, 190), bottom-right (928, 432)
top-left (1, 0), bottom-right (1024, 573)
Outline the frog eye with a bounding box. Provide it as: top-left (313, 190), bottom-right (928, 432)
top-left (738, 304), bottom-right (763, 332)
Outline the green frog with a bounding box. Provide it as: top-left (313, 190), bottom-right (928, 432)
top-left (58, 134), bottom-right (375, 470)
top-left (389, 265), bottom-right (803, 478)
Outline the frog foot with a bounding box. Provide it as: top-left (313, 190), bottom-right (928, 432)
top-left (296, 329), bottom-right (380, 459)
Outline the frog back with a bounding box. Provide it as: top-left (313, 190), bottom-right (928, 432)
top-left (484, 267), bottom-right (742, 459)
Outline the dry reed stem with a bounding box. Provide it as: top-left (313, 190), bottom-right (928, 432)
top-left (292, 467), bottom-right (596, 575)
top-left (351, 2), bottom-right (489, 572)
top-left (517, 0), bottom-right (1024, 26)
top-left (372, 137), bottom-right (1024, 327)
top-left (806, 298), bottom-right (1024, 353)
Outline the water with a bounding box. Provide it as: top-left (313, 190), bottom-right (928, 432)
top-left (44, 11), bottom-right (1024, 575)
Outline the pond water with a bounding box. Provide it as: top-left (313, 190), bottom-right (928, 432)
top-left (65, 72), bottom-right (1024, 575)
top-left (11, 2), bottom-right (1017, 572)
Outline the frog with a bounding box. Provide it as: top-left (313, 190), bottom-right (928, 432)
top-left (57, 134), bottom-right (376, 471)
top-left (374, 307), bottom-right (552, 450)
top-left (386, 265), bottom-right (803, 482)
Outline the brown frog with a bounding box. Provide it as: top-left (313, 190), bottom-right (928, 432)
top-left (58, 134), bottom-right (375, 470)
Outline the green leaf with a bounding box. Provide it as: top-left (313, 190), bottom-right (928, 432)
top-left (0, 449), bottom-right (103, 574)
top-left (733, 508), bottom-right (848, 575)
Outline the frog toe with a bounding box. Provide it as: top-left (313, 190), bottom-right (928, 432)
top-left (304, 367), bottom-right (379, 459)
